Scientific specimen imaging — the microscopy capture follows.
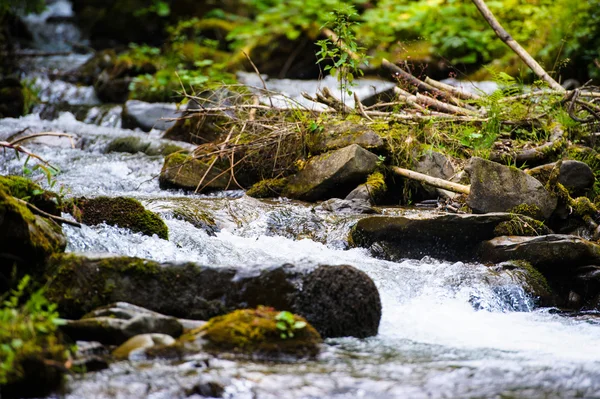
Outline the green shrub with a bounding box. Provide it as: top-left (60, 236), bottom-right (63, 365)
top-left (0, 276), bottom-right (70, 396)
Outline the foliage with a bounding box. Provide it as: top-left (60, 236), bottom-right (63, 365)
top-left (275, 310), bottom-right (307, 339)
top-left (0, 275), bottom-right (68, 387)
top-left (0, 0), bottom-right (45, 17)
top-left (316, 6), bottom-right (370, 105)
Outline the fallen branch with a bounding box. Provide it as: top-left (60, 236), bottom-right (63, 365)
top-left (15, 198), bottom-right (81, 228)
top-left (471, 0), bottom-right (564, 92)
top-left (489, 124), bottom-right (565, 164)
top-left (391, 166), bottom-right (471, 195)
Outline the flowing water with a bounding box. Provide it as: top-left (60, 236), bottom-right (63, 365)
top-left (3, 5), bottom-right (600, 398)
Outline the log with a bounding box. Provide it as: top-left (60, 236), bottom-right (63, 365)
top-left (391, 166), bottom-right (471, 195)
top-left (471, 0), bottom-right (564, 92)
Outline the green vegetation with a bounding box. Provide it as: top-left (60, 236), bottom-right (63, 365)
top-left (0, 276), bottom-right (70, 397)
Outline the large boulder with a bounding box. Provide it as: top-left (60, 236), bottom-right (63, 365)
top-left (65, 196), bottom-right (168, 240)
top-left (307, 121), bottom-right (384, 154)
top-left (479, 234), bottom-right (600, 274)
top-left (350, 212), bottom-right (551, 262)
top-left (284, 144), bottom-right (379, 202)
top-left (527, 160), bottom-right (595, 197)
top-left (121, 100), bottom-right (179, 132)
top-left (46, 254), bottom-right (382, 338)
top-left (465, 157), bottom-right (557, 219)
top-left (0, 188), bottom-right (66, 283)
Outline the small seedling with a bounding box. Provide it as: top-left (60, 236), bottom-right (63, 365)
top-left (275, 311), bottom-right (307, 339)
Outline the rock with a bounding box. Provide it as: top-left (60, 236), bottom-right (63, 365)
top-left (181, 307), bottom-right (322, 359)
top-left (490, 260), bottom-right (554, 306)
top-left (0, 188), bottom-right (66, 283)
top-left (307, 121), bottom-right (385, 154)
top-left (284, 144), bottom-right (379, 202)
top-left (113, 333), bottom-right (176, 360)
top-left (414, 151), bottom-right (456, 199)
top-left (465, 157), bottom-right (557, 219)
top-left (69, 50), bottom-right (117, 85)
top-left (246, 178), bottom-right (288, 199)
top-left (567, 266), bottom-right (600, 309)
top-left (121, 100), bottom-right (179, 132)
top-left (345, 171), bottom-right (387, 204)
top-left (105, 136), bottom-right (187, 156)
top-left (0, 77), bottom-right (24, 117)
top-left (46, 254), bottom-right (382, 338)
top-left (350, 213), bottom-right (552, 262)
top-left (61, 302), bottom-right (184, 345)
top-left (158, 152), bottom-right (231, 192)
top-left (94, 60), bottom-right (156, 103)
top-left (184, 380), bottom-right (225, 398)
top-left (480, 234), bottom-right (600, 273)
top-left (66, 196), bottom-right (168, 240)
top-left (0, 175), bottom-right (60, 216)
top-left (317, 198), bottom-right (379, 214)
top-left (162, 110), bottom-right (228, 144)
top-left (527, 160), bottom-right (594, 196)
top-left (294, 265), bottom-right (381, 339)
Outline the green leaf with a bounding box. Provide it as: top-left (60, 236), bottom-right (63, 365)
top-left (276, 321), bottom-right (288, 331)
top-left (293, 321), bottom-right (307, 329)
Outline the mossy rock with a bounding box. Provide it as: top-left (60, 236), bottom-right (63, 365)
top-left (186, 307), bottom-right (321, 358)
top-left (246, 178), bottom-right (288, 198)
top-left (66, 196), bottom-right (168, 240)
top-left (0, 77), bottom-right (24, 117)
top-left (159, 152), bottom-right (232, 193)
top-left (0, 188), bottom-right (66, 283)
top-left (0, 175), bottom-right (60, 215)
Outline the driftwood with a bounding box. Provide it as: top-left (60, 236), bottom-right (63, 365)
top-left (391, 166), bottom-right (471, 195)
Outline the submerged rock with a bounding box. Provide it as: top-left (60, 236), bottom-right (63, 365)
top-left (350, 212), bottom-right (551, 262)
top-left (284, 144), bottom-right (379, 202)
top-left (46, 254), bottom-right (382, 338)
top-left (527, 160), bottom-right (594, 197)
top-left (317, 198), bottom-right (379, 214)
top-left (465, 157), bottom-right (557, 219)
top-left (66, 196), bottom-right (168, 240)
top-left (121, 100), bottom-right (179, 132)
top-left (480, 234), bottom-right (600, 273)
top-left (180, 307), bottom-right (322, 359)
top-left (61, 302), bottom-right (184, 345)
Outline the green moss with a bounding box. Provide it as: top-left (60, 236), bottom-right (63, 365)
top-left (67, 196), bottom-right (168, 240)
top-left (185, 307), bottom-right (321, 358)
top-left (493, 215), bottom-right (547, 237)
top-left (572, 196), bottom-right (597, 217)
top-left (246, 178), bottom-right (288, 198)
top-left (105, 136), bottom-right (150, 154)
top-left (510, 260), bottom-right (552, 297)
top-left (0, 175), bottom-right (59, 214)
top-left (507, 203), bottom-right (543, 220)
top-left (365, 171), bottom-right (387, 201)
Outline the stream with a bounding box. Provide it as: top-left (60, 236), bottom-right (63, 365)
top-left (2, 3), bottom-right (600, 398)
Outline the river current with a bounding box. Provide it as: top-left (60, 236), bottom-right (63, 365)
top-left (2, 2), bottom-right (600, 397)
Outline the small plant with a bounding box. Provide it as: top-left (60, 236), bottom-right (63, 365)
top-left (0, 275), bottom-right (69, 386)
top-left (275, 310), bottom-right (307, 339)
top-left (316, 6), bottom-right (370, 108)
